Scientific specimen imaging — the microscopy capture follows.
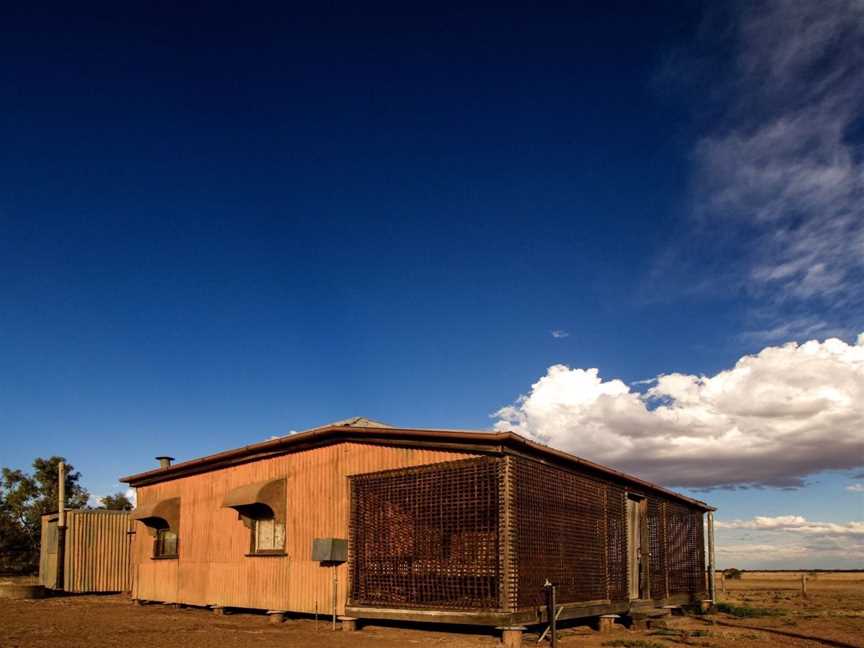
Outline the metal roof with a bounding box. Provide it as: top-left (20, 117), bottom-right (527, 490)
top-left (120, 419), bottom-right (714, 511)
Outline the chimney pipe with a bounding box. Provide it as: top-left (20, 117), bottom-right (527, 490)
top-left (156, 456), bottom-right (174, 469)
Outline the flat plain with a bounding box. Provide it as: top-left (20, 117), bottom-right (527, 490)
top-left (1, 572), bottom-right (862, 647)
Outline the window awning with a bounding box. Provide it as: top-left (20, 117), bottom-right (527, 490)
top-left (222, 478), bottom-right (285, 520)
top-left (130, 497), bottom-right (181, 533)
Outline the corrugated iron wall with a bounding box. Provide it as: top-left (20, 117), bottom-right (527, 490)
top-left (38, 516), bottom-right (59, 589)
top-left (348, 457), bottom-right (502, 610)
top-left (132, 442), bottom-right (706, 614)
top-left (131, 442), bottom-right (479, 613)
top-left (64, 510), bottom-right (133, 593)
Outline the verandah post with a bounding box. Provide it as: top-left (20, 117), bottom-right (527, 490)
top-left (706, 511), bottom-right (716, 606)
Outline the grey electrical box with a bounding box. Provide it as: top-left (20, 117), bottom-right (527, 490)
top-left (311, 537), bottom-right (347, 563)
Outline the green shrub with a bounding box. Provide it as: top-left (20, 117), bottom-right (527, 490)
top-left (715, 602), bottom-right (784, 618)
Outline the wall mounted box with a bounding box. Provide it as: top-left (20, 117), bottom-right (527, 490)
top-left (311, 537), bottom-right (347, 563)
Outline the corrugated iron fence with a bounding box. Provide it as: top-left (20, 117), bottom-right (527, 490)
top-left (349, 455), bottom-right (705, 612)
top-left (40, 510), bottom-right (133, 593)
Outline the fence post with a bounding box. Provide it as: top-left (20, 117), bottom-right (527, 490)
top-left (706, 511), bottom-right (716, 607)
top-left (56, 461), bottom-right (67, 591)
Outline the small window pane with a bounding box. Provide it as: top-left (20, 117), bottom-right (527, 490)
top-left (156, 529), bottom-right (178, 557)
top-left (254, 518), bottom-right (284, 552)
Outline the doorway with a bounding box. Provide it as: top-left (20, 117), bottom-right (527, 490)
top-left (626, 494), bottom-right (647, 600)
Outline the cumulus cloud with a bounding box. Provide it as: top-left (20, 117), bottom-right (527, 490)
top-left (125, 488), bottom-right (137, 508)
top-left (493, 334), bottom-right (864, 488)
top-left (846, 483), bottom-right (864, 493)
top-left (691, 0), bottom-right (864, 307)
top-left (715, 514), bottom-right (864, 568)
top-left (551, 330), bottom-right (570, 339)
top-left (716, 515), bottom-right (864, 536)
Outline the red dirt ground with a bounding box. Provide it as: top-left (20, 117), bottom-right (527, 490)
top-left (1, 586), bottom-right (862, 648)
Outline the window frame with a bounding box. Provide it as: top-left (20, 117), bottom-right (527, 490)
top-left (152, 527), bottom-right (179, 560)
top-left (246, 513), bottom-right (286, 557)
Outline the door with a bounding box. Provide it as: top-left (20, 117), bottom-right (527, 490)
top-left (40, 517), bottom-right (59, 589)
top-left (626, 495), bottom-right (647, 600)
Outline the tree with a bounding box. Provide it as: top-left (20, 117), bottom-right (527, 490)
top-left (0, 457), bottom-right (90, 573)
top-left (99, 492), bottom-right (133, 511)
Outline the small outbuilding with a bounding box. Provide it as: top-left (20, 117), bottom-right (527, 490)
top-left (39, 509), bottom-right (133, 593)
top-left (121, 418), bottom-right (715, 636)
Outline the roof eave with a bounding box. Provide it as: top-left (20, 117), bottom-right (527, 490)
top-left (120, 425), bottom-right (714, 512)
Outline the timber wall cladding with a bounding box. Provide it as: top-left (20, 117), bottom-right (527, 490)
top-left (132, 442), bottom-right (478, 613)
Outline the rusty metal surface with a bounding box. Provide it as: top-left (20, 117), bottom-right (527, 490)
top-left (510, 456), bottom-right (706, 609)
top-left (666, 501), bottom-right (706, 595)
top-left (39, 510), bottom-right (133, 593)
top-left (606, 482), bottom-right (628, 602)
top-left (349, 457), bottom-right (502, 611)
top-left (120, 423), bottom-right (713, 514)
top-left (648, 498), bottom-right (667, 599)
top-left (131, 442), bottom-right (479, 614)
top-left (511, 457), bottom-right (608, 607)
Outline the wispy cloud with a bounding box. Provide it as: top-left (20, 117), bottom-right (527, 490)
top-left (494, 333), bottom-right (864, 489)
top-left (550, 330), bottom-right (569, 339)
top-left (846, 483), bottom-right (864, 493)
top-left (691, 0), bottom-right (864, 308)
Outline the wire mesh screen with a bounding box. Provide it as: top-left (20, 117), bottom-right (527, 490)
top-left (512, 457), bottom-right (706, 608)
top-left (512, 457), bottom-right (608, 607)
top-left (666, 502), bottom-right (705, 595)
top-left (349, 457), bottom-right (502, 610)
top-left (647, 498), bottom-right (668, 599)
top-left (606, 483), bottom-right (628, 601)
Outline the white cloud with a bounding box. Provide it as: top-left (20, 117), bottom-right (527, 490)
top-left (691, 0), bottom-right (864, 307)
top-left (551, 330), bottom-right (570, 339)
top-left (716, 515), bottom-right (864, 536)
top-left (846, 483), bottom-right (864, 493)
top-left (493, 333), bottom-right (864, 488)
top-left (715, 514), bottom-right (864, 569)
top-left (125, 488), bottom-right (137, 508)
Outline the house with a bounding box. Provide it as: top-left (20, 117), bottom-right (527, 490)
top-left (120, 417), bottom-right (715, 640)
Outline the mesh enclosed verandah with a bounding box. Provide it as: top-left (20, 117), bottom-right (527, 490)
top-left (349, 457), bottom-right (503, 610)
top-left (510, 456), bottom-right (706, 607)
top-left (349, 454), bottom-right (707, 612)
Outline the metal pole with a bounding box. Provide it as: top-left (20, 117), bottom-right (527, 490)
top-left (543, 579), bottom-right (557, 647)
top-left (706, 511), bottom-right (716, 605)
top-left (56, 461), bottom-right (67, 591)
top-left (332, 565), bottom-right (337, 631)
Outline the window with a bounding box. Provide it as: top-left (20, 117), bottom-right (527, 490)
top-left (221, 478), bottom-right (286, 556)
top-left (154, 528), bottom-right (179, 558)
top-left (252, 516), bottom-right (285, 554)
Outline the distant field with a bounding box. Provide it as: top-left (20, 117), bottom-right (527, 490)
top-left (716, 570), bottom-right (864, 593)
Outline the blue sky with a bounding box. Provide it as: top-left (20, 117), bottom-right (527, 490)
top-left (1, 2), bottom-right (862, 568)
